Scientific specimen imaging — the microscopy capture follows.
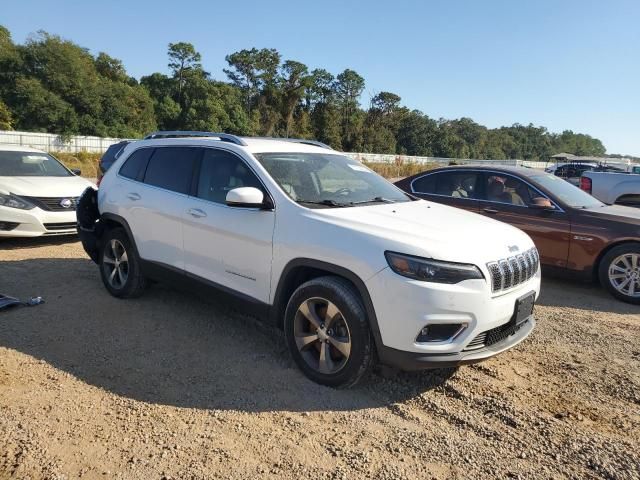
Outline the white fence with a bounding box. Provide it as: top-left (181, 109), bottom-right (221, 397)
top-left (0, 129), bottom-right (548, 169)
top-left (347, 152), bottom-right (547, 169)
top-left (0, 130), bottom-right (131, 153)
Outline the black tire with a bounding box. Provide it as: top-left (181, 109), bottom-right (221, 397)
top-left (284, 276), bottom-right (374, 388)
top-left (99, 227), bottom-right (147, 298)
top-left (598, 243), bottom-right (640, 304)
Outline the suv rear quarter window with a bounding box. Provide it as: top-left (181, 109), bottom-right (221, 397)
top-left (119, 148), bottom-right (154, 181)
top-left (142, 147), bottom-right (200, 194)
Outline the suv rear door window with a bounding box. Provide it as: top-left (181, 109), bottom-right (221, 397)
top-left (196, 149), bottom-right (263, 204)
top-left (119, 148), bottom-right (154, 181)
top-left (142, 147), bottom-right (200, 194)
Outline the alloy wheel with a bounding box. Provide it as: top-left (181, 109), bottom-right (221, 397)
top-left (102, 239), bottom-right (129, 289)
top-left (293, 297), bottom-right (351, 374)
top-left (608, 253), bottom-right (640, 298)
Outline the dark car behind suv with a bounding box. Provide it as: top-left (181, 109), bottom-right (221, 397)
top-left (98, 141), bottom-right (130, 183)
top-left (395, 165), bottom-right (640, 304)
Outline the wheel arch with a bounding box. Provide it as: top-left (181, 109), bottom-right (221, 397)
top-left (99, 213), bottom-right (142, 260)
top-left (271, 258), bottom-right (384, 354)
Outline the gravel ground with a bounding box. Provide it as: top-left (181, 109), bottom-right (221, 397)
top-left (0, 237), bottom-right (638, 480)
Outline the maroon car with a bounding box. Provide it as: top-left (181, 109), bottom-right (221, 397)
top-left (395, 165), bottom-right (640, 304)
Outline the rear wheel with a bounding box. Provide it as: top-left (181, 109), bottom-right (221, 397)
top-left (284, 276), bottom-right (373, 387)
top-left (599, 244), bottom-right (640, 304)
top-left (100, 228), bottom-right (147, 298)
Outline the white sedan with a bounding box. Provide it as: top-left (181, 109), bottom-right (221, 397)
top-left (0, 145), bottom-right (95, 237)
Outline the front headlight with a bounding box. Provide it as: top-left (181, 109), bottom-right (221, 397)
top-left (385, 251), bottom-right (484, 284)
top-left (0, 193), bottom-right (35, 210)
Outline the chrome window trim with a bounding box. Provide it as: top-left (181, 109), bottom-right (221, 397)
top-left (410, 168), bottom-right (565, 213)
top-left (116, 145), bottom-right (276, 210)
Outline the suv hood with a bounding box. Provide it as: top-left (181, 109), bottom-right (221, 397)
top-left (0, 175), bottom-right (94, 197)
top-left (313, 200), bottom-right (535, 265)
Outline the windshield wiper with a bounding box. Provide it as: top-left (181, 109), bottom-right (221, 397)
top-left (296, 199), bottom-right (346, 207)
top-left (349, 196), bottom-right (397, 205)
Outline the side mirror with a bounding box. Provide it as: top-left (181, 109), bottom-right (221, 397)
top-left (226, 187), bottom-right (266, 209)
top-left (531, 197), bottom-right (555, 210)
top-left (71, 168), bottom-right (81, 175)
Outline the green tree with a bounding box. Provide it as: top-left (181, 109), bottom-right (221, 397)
top-left (0, 99), bottom-right (13, 129)
top-left (279, 60), bottom-right (311, 137)
top-left (395, 110), bottom-right (438, 156)
top-left (167, 42), bottom-right (202, 108)
top-left (95, 52), bottom-right (128, 82)
top-left (334, 69), bottom-right (365, 150)
top-left (224, 48), bottom-right (281, 113)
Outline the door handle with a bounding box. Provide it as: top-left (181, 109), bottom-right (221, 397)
top-left (483, 207), bottom-right (499, 214)
top-left (127, 192), bottom-right (141, 201)
top-left (187, 208), bottom-right (207, 218)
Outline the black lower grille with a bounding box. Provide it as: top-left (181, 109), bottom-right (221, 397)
top-left (23, 196), bottom-right (78, 212)
top-left (0, 221), bottom-right (19, 231)
top-left (464, 319), bottom-right (528, 351)
top-left (44, 222), bottom-right (77, 231)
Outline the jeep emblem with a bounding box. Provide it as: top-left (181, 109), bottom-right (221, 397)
top-left (60, 198), bottom-right (72, 208)
top-left (508, 245), bottom-right (519, 253)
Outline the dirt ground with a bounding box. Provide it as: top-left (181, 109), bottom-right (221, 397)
top-left (0, 237), bottom-right (638, 480)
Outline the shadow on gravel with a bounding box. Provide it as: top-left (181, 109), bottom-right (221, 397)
top-left (0, 257), bottom-right (455, 412)
top-left (537, 276), bottom-right (637, 315)
top-left (0, 235), bottom-right (79, 251)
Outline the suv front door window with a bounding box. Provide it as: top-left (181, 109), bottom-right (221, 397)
top-left (183, 148), bottom-right (275, 302)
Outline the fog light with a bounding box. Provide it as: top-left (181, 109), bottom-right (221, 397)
top-left (0, 221), bottom-right (19, 231)
top-left (416, 323), bottom-right (467, 343)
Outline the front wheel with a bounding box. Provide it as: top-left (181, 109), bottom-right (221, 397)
top-left (599, 244), bottom-right (640, 304)
top-left (284, 276), bottom-right (373, 388)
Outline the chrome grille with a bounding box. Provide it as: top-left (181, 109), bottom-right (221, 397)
top-left (22, 196), bottom-right (79, 212)
top-left (487, 247), bottom-right (539, 293)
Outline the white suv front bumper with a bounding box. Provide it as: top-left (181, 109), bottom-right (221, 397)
top-left (366, 266), bottom-right (541, 370)
top-left (0, 205), bottom-right (77, 237)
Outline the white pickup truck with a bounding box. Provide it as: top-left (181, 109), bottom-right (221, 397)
top-left (580, 171), bottom-right (640, 207)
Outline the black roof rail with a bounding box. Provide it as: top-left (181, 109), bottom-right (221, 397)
top-left (243, 136), bottom-right (333, 150)
top-left (143, 131), bottom-right (248, 146)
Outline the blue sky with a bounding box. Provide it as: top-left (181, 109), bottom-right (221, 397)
top-left (3, 0), bottom-right (639, 155)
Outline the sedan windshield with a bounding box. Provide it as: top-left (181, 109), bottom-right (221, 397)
top-left (255, 152), bottom-right (411, 207)
top-left (0, 151), bottom-right (72, 177)
top-left (530, 172), bottom-right (604, 208)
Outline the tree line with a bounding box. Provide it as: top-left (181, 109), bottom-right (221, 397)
top-left (0, 26), bottom-right (608, 160)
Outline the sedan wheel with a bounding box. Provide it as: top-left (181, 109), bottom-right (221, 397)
top-left (608, 253), bottom-right (640, 299)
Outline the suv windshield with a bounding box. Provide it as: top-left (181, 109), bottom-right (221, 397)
top-left (0, 151), bottom-right (72, 177)
top-left (530, 172), bottom-right (603, 208)
top-left (255, 152), bottom-right (411, 207)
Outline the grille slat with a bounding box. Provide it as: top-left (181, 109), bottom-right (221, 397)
top-left (23, 196), bottom-right (78, 212)
top-left (464, 319), bottom-right (529, 351)
top-left (487, 247), bottom-right (539, 294)
top-left (43, 222), bottom-right (77, 231)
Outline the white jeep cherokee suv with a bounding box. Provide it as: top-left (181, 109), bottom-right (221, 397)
top-left (0, 146), bottom-right (94, 237)
top-left (78, 131), bottom-right (540, 387)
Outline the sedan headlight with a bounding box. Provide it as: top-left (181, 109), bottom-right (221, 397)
top-left (385, 251), bottom-right (484, 284)
top-left (0, 193), bottom-right (35, 210)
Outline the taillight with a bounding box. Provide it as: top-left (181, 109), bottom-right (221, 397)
top-left (580, 176), bottom-right (592, 194)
